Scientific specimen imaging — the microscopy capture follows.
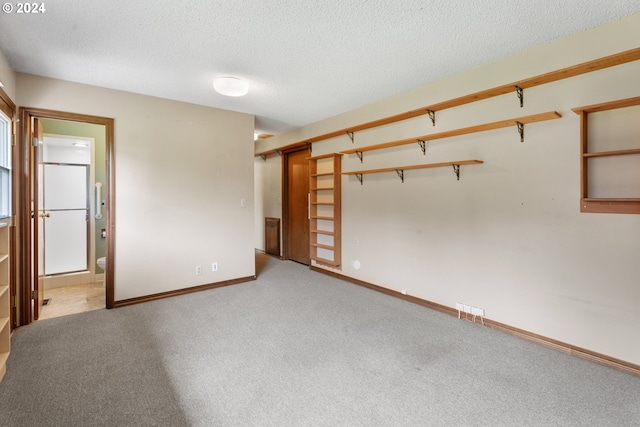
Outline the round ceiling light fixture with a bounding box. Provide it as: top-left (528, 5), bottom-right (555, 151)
top-left (213, 76), bottom-right (249, 97)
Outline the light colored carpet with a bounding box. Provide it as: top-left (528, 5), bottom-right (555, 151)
top-left (1, 258), bottom-right (638, 426)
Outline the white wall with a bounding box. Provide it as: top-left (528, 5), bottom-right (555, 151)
top-left (18, 74), bottom-right (256, 301)
top-left (255, 14), bottom-right (640, 365)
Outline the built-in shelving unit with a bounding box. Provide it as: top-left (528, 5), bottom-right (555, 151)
top-left (0, 221), bottom-right (10, 383)
top-left (340, 112), bottom-right (561, 161)
top-left (343, 160), bottom-right (483, 185)
top-left (572, 96), bottom-right (640, 214)
top-left (255, 47), bottom-right (640, 158)
top-left (308, 154), bottom-right (341, 269)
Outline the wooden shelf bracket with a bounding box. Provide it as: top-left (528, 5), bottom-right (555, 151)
top-left (515, 85), bottom-right (524, 108)
top-left (427, 109), bottom-right (436, 126)
top-left (347, 131), bottom-right (355, 143)
top-left (516, 121), bottom-right (524, 142)
top-left (417, 139), bottom-right (427, 155)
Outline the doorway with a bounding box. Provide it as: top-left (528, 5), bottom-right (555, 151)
top-left (283, 147), bottom-right (310, 265)
top-left (19, 108), bottom-right (115, 325)
top-left (38, 131), bottom-right (104, 319)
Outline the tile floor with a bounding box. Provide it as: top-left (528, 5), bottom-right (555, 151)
top-left (39, 282), bottom-right (106, 320)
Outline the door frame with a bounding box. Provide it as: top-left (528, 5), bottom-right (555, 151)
top-left (18, 107), bottom-right (115, 324)
top-left (281, 145), bottom-right (310, 263)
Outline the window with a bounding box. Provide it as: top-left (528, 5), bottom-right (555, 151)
top-left (0, 111), bottom-right (10, 219)
top-left (572, 96), bottom-right (640, 214)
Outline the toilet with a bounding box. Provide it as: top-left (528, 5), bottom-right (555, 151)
top-left (97, 257), bottom-right (106, 287)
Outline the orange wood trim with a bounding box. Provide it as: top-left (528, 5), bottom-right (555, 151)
top-left (256, 48), bottom-right (640, 157)
top-left (581, 199), bottom-right (640, 214)
top-left (341, 112), bottom-right (561, 155)
top-left (343, 159), bottom-right (483, 176)
top-left (311, 266), bottom-right (640, 376)
top-left (113, 275), bottom-right (256, 308)
top-left (578, 111), bottom-right (588, 199)
top-left (583, 148), bottom-right (640, 158)
top-left (307, 153), bottom-right (339, 160)
top-left (572, 95), bottom-right (640, 114)
top-left (0, 87), bottom-right (16, 119)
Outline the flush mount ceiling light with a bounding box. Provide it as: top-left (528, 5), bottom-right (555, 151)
top-left (213, 76), bottom-right (249, 97)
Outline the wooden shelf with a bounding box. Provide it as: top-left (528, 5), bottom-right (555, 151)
top-left (582, 148), bottom-right (640, 158)
top-left (311, 187), bottom-right (334, 191)
top-left (0, 285), bottom-right (7, 298)
top-left (311, 256), bottom-right (341, 267)
top-left (341, 112), bottom-right (561, 158)
top-left (0, 254), bottom-right (7, 263)
top-left (583, 198), bottom-right (640, 202)
top-left (344, 160), bottom-right (483, 184)
top-left (581, 199), bottom-right (640, 214)
top-left (311, 215), bottom-right (334, 220)
top-left (256, 48), bottom-right (639, 157)
top-left (311, 243), bottom-right (336, 250)
top-left (311, 229), bottom-right (335, 236)
top-left (311, 172), bottom-right (334, 177)
top-left (311, 202), bottom-right (334, 206)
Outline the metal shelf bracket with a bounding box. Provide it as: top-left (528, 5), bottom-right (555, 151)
top-left (417, 139), bottom-right (427, 155)
top-left (260, 154), bottom-right (267, 161)
top-left (355, 150), bottom-right (363, 163)
top-left (396, 169), bottom-right (405, 183)
top-left (452, 164), bottom-right (461, 181)
top-left (355, 173), bottom-right (363, 185)
top-left (515, 85), bottom-right (524, 108)
top-left (516, 121), bottom-right (524, 143)
top-left (427, 109), bottom-right (436, 126)
top-left (347, 131), bottom-right (355, 143)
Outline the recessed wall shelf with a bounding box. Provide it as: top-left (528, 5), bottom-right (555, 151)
top-left (340, 112), bottom-right (561, 162)
top-left (308, 153), bottom-right (342, 269)
top-left (572, 95), bottom-right (640, 214)
top-left (343, 160), bottom-right (483, 185)
top-left (255, 47), bottom-right (640, 158)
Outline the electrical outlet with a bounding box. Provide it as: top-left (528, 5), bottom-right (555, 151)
top-left (195, 265), bottom-right (202, 276)
top-left (471, 306), bottom-right (484, 316)
top-left (211, 262), bottom-right (218, 272)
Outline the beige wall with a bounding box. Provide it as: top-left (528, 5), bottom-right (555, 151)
top-left (0, 48), bottom-right (16, 102)
top-left (18, 74), bottom-right (256, 301)
top-left (255, 14), bottom-right (640, 365)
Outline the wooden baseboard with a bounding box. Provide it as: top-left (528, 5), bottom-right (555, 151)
top-left (113, 275), bottom-right (256, 308)
top-left (310, 266), bottom-right (640, 376)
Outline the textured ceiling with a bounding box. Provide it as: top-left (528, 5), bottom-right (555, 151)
top-left (1, 1), bottom-right (639, 135)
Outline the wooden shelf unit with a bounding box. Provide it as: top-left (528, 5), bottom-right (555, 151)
top-left (255, 48), bottom-right (640, 158)
top-left (340, 112), bottom-right (561, 160)
top-left (0, 221), bottom-right (10, 383)
top-left (308, 154), bottom-right (342, 269)
top-left (572, 96), bottom-right (640, 214)
top-left (344, 160), bottom-right (483, 184)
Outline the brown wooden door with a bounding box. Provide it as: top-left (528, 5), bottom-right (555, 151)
top-left (284, 148), bottom-right (310, 264)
